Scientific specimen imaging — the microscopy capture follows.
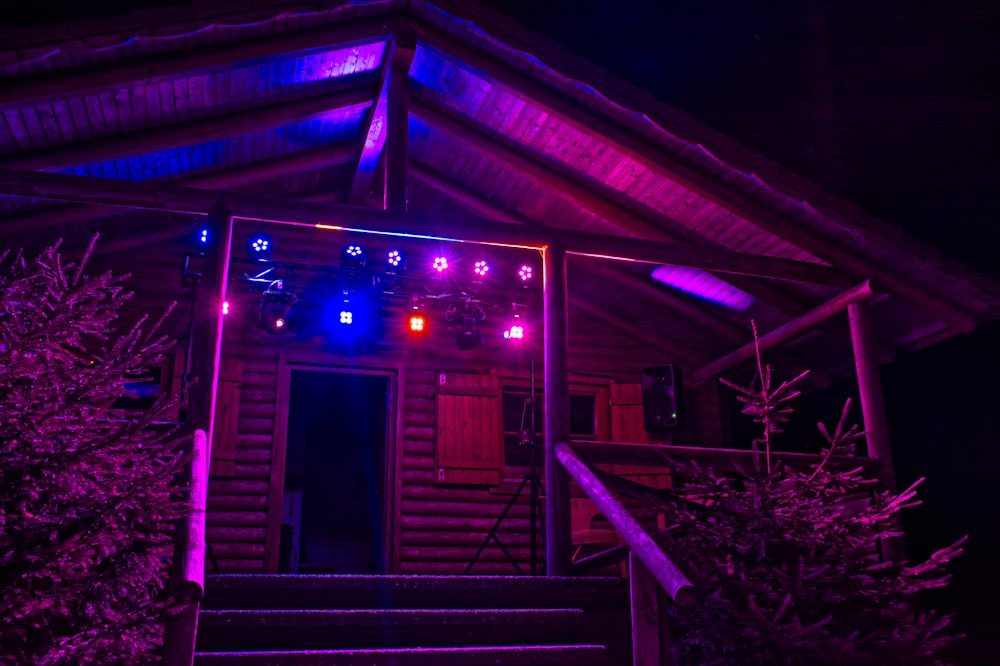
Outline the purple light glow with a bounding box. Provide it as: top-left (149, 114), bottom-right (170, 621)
top-left (650, 265), bottom-right (755, 311)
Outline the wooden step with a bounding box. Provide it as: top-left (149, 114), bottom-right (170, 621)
top-left (194, 645), bottom-right (609, 665)
top-left (196, 608), bottom-right (586, 652)
top-left (201, 574), bottom-right (628, 611)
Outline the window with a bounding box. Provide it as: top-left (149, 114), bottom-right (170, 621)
top-left (500, 381), bottom-right (608, 470)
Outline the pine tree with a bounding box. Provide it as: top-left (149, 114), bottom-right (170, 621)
top-left (0, 239), bottom-right (187, 665)
top-left (660, 323), bottom-right (964, 665)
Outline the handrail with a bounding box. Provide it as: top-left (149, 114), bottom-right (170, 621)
top-left (163, 428), bottom-right (209, 666)
top-left (555, 441), bottom-right (695, 605)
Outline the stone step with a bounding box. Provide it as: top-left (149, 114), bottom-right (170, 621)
top-left (194, 645), bottom-right (609, 665)
top-left (201, 574), bottom-right (628, 611)
top-left (196, 608), bottom-right (587, 652)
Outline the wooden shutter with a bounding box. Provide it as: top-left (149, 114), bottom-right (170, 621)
top-left (610, 383), bottom-right (671, 490)
top-left (210, 357), bottom-right (243, 477)
top-left (436, 370), bottom-right (502, 485)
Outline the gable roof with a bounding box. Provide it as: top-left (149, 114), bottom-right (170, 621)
top-left (1, 0), bottom-right (998, 379)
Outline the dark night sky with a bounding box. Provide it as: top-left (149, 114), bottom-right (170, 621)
top-left (6, 0), bottom-right (1000, 657)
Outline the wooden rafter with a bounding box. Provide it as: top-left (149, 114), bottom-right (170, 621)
top-left (0, 77), bottom-right (376, 172)
top-left (0, 167), bottom-right (852, 285)
top-left (414, 19), bottom-right (977, 333)
top-left (409, 94), bottom-right (817, 316)
top-left (0, 19), bottom-right (398, 112)
top-left (0, 141), bottom-right (361, 236)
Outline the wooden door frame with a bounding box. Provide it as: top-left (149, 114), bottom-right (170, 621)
top-left (264, 352), bottom-right (402, 574)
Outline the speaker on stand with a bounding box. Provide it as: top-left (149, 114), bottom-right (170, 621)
top-left (641, 365), bottom-right (682, 434)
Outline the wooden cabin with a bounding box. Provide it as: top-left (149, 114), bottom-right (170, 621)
top-left (2, 1), bottom-right (999, 663)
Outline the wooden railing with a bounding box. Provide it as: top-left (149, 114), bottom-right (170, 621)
top-left (555, 441), bottom-right (697, 665)
top-left (163, 428), bottom-right (209, 666)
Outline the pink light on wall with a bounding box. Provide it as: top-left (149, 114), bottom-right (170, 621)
top-left (650, 265), bottom-right (755, 311)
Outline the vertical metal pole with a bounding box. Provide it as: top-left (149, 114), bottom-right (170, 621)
top-left (848, 299), bottom-right (906, 563)
top-left (384, 33), bottom-right (415, 214)
top-left (544, 244), bottom-right (572, 575)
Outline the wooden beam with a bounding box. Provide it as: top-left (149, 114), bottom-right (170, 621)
top-left (0, 140), bottom-right (360, 236)
top-left (631, 552), bottom-right (672, 666)
top-left (0, 167), bottom-right (851, 285)
top-left (409, 96), bottom-right (824, 312)
top-left (349, 43), bottom-right (394, 204)
top-left (848, 300), bottom-right (896, 490)
top-left (544, 243), bottom-right (572, 576)
top-left (691, 279), bottom-right (883, 384)
top-left (414, 19), bottom-right (977, 333)
top-left (0, 19), bottom-right (396, 112)
top-left (384, 34), bottom-right (416, 213)
top-left (0, 77), bottom-right (375, 172)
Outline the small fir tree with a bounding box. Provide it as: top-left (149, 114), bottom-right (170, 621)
top-left (659, 323), bottom-right (964, 665)
top-left (0, 239), bottom-right (187, 665)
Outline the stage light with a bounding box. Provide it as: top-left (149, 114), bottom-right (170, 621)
top-left (408, 314), bottom-right (426, 333)
top-left (504, 324), bottom-right (524, 340)
top-left (386, 248), bottom-right (406, 271)
top-left (518, 264), bottom-right (533, 282)
top-left (248, 233), bottom-right (272, 261)
top-left (222, 301), bottom-right (230, 316)
top-left (433, 256), bottom-right (449, 273)
top-left (341, 244), bottom-right (367, 269)
top-left (339, 310), bottom-right (353, 325)
top-left (474, 260), bottom-right (490, 278)
top-left (259, 279), bottom-right (295, 334)
top-left (199, 227), bottom-right (209, 245)
top-left (504, 311), bottom-right (525, 340)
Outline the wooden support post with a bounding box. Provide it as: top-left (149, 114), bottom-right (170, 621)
top-left (848, 299), bottom-right (907, 564)
top-left (544, 243), bottom-right (572, 575)
top-left (630, 552), bottom-right (671, 666)
top-left (848, 300), bottom-right (896, 490)
top-left (384, 33), bottom-right (416, 214)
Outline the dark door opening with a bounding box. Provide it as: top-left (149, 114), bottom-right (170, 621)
top-left (281, 370), bottom-right (389, 574)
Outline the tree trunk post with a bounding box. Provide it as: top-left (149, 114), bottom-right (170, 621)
top-left (544, 242), bottom-right (572, 575)
top-left (630, 551), bottom-right (671, 666)
top-left (848, 299), bottom-right (906, 563)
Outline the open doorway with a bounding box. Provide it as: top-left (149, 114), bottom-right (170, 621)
top-left (281, 370), bottom-right (390, 574)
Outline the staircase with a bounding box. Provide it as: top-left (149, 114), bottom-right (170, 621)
top-left (194, 574), bottom-right (632, 665)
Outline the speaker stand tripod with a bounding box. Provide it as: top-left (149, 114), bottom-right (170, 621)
top-left (465, 357), bottom-right (542, 575)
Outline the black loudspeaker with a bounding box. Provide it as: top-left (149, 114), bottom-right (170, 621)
top-left (641, 365), bottom-right (682, 432)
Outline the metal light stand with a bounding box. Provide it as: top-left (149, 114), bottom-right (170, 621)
top-left (465, 355), bottom-right (544, 575)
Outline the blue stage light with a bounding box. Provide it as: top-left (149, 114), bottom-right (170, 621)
top-left (248, 233), bottom-right (272, 261)
top-left (386, 248), bottom-right (406, 271)
top-left (199, 227), bottom-right (209, 244)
